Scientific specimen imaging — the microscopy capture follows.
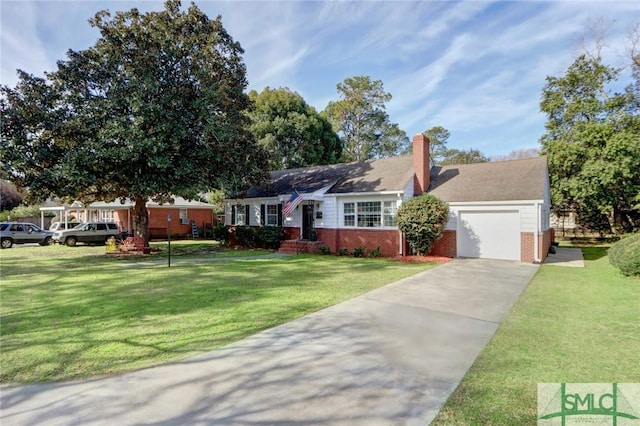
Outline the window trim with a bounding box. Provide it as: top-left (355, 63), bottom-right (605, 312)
top-left (342, 200), bottom-right (398, 229)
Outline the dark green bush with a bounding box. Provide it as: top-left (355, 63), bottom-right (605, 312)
top-left (397, 194), bottom-right (449, 255)
top-left (256, 226), bottom-right (284, 249)
top-left (352, 246), bottom-right (366, 258)
top-left (609, 233), bottom-right (640, 276)
top-left (235, 226), bottom-right (257, 248)
top-left (212, 223), bottom-right (230, 245)
top-left (318, 245), bottom-right (332, 255)
top-left (337, 248), bottom-right (349, 256)
top-left (368, 246), bottom-right (381, 258)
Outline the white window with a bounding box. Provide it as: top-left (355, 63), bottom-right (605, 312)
top-left (383, 201), bottom-right (397, 227)
top-left (100, 210), bottom-right (114, 221)
top-left (343, 201), bottom-right (398, 228)
top-left (179, 208), bottom-right (189, 224)
top-left (357, 202), bottom-right (381, 227)
top-left (266, 204), bottom-right (278, 226)
top-left (235, 205), bottom-right (246, 225)
top-left (344, 202), bottom-right (355, 226)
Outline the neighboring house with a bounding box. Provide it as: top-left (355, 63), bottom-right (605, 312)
top-left (225, 134), bottom-right (553, 262)
top-left (40, 197), bottom-right (216, 239)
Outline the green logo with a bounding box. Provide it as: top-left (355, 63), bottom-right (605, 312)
top-left (538, 383), bottom-right (640, 425)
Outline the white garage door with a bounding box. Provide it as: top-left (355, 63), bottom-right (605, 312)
top-left (457, 211), bottom-right (520, 261)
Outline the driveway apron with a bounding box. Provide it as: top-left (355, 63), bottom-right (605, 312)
top-left (0, 258), bottom-right (539, 426)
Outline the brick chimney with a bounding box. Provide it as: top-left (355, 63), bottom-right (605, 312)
top-left (412, 133), bottom-right (430, 194)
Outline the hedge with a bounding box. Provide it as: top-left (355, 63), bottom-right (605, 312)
top-left (609, 233), bottom-right (640, 276)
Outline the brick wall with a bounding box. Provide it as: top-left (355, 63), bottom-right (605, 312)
top-left (521, 231), bottom-right (552, 263)
top-left (315, 228), bottom-right (401, 257)
top-left (428, 230), bottom-right (457, 258)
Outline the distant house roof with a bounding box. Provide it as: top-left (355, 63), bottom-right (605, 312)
top-left (245, 156), bottom-right (414, 198)
top-left (87, 196), bottom-right (214, 209)
top-left (428, 156), bottom-right (548, 202)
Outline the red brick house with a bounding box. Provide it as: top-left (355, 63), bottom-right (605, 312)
top-left (41, 197), bottom-right (216, 239)
top-left (225, 134), bottom-right (552, 262)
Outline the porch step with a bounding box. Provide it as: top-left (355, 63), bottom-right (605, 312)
top-left (278, 240), bottom-right (324, 254)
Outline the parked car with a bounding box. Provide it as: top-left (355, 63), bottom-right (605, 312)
top-left (0, 222), bottom-right (54, 248)
top-left (49, 221), bottom-right (81, 232)
top-left (52, 222), bottom-right (121, 246)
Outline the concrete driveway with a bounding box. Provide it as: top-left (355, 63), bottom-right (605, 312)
top-left (0, 258), bottom-right (538, 426)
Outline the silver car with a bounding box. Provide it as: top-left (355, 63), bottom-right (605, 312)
top-left (52, 222), bottom-right (121, 246)
top-left (0, 222), bottom-right (54, 248)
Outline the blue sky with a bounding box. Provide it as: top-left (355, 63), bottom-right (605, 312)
top-left (1, 1), bottom-right (638, 157)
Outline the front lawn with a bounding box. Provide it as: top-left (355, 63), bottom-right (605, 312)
top-left (0, 242), bottom-right (435, 384)
top-left (432, 246), bottom-right (640, 425)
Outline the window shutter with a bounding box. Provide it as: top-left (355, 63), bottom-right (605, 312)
top-left (260, 204), bottom-right (266, 226)
top-left (245, 205), bottom-right (250, 226)
top-left (278, 203), bottom-right (283, 226)
top-left (231, 205), bottom-right (236, 225)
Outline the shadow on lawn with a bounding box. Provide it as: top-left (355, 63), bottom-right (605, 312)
top-left (1, 252), bottom-right (421, 384)
top-left (580, 246), bottom-right (609, 261)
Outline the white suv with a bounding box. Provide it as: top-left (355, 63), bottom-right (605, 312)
top-left (52, 222), bottom-right (121, 246)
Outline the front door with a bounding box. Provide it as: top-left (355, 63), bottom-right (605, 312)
top-left (302, 204), bottom-right (314, 240)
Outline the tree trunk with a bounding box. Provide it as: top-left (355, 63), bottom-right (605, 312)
top-left (133, 194), bottom-right (150, 247)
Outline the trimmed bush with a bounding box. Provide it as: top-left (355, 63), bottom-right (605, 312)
top-left (212, 223), bottom-right (230, 245)
top-left (609, 233), bottom-right (640, 276)
top-left (234, 226), bottom-right (257, 248)
top-left (256, 226), bottom-right (284, 249)
top-left (337, 248), bottom-right (349, 256)
top-left (352, 246), bottom-right (366, 258)
top-left (397, 194), bottom-right (449, 255)
top-left (318, 245), bottom-right (332, 255)
top-left (368, 246), bottom-right (381, 258)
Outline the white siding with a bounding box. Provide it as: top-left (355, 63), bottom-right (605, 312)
top-left (315, 198), bottom-right (338, 228)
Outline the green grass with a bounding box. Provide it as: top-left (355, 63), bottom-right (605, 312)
top-left (0, 242), bottom-right (435, 384)
top-left (432, 246), bottom-right (640, 425)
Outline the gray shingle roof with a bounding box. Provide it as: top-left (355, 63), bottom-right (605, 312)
top-left (244, 155), bottom-right (548, 202)
top-left (427, 156), bottom-right (548, 202)
top-left (246, 156), bottom-right (415, 197)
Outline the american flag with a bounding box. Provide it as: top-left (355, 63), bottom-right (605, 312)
top-left (282, 190), bottom-right (303, 216)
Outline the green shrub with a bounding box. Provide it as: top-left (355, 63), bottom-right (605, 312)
top-left (256, 226), bottom-right (284, 249)
top-left (368, 246), bottom-right (381, 258)
top-left (234, 226), bottom-right (257, 248)
top-left (397, 194), bottom-right (449, 255)
top-left (609, 233), bottom-right (640, 276)
top-left (352, 246), bottom-right (366, 258)
top-left (318, 245), bottom-right (332, 255)
top-left (212, 223), bottom-right (230, 245)
top-left (337, 248), bottom-right (349, 256)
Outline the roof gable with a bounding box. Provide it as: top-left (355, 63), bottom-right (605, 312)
top-left (428, 156), bottom-right (548, 202)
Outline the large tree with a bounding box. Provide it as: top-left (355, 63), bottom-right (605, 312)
top-left (423, 126), bottom-right (451, 164)
top-left (247, 87), bottom-right (341, 170)
top-left (0, 0), bottom-right (267, 244)
top-left (324, 75), bottom-right (409, 162)
top-left (540, 52), bottom-right (640, 233)
top-left (440, 148), bottom-right (488, 165)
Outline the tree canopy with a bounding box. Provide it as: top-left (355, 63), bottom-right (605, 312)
top-left (246, 87), bottom-right (341, 170)
top-left (423, 126), bottom-right (450, 164)
top-left (440, 148), bottom-right (488, 165)
top-left (421, 126), bottom-right (488, 165)
top-left (540, 48), bottom-right (640, 233)
top-left (324, 75), bottom-right (409, 162)
top-left (0, 0), bottom-right (267, 243)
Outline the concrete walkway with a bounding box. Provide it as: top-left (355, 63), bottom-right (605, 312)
top-left (543, 247), bottom-right (585, 267)
top-left (0, 259), bottom-right (539, 426)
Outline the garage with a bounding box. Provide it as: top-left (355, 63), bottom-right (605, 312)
top-left (457, 210), bottom-right (520, 261)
